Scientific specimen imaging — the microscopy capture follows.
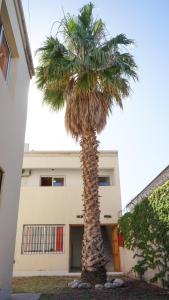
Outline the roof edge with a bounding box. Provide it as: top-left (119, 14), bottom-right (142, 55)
top-left (14, 0), bottom-right (34, 77)
top-left (126, 164), bottom-right (169, 208)
top-left (24, 150), bottom-right (118, 156)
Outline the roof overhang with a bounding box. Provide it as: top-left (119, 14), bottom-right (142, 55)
top-left (13, 0), bottom-right (34, 78)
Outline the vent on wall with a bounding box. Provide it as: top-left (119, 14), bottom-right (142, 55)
top-left (76, 215), bottom-right (83, 219)
top-left (22, 169), bottom-right (31, 177)
top-left (104, 215), bottom-right (112, 218)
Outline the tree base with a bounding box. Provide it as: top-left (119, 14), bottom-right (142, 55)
top-left (81, 266), bottom-right (107, 284)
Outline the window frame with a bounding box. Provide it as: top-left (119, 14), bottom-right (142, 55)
top-left (98, 176), bottom-right (111, 186)
top-left (0, 23), bottom-right (11, 80)
top-left (40, 176), bottom-right (65, 187)
top-left (40, 176), bottom-right (52, 187)
top-left (52, 177), bottom-right (64, 187)
top-left (21, 224), bottom-right (65, 255)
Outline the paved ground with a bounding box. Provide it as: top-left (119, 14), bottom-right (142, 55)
top-left (12, 294), bottom-right (40, 300)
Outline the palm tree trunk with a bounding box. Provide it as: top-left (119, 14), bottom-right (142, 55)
top-left (80, 129), bottom-right (107, 284)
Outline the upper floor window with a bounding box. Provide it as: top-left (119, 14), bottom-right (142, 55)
top-left (0, 24), bottom-right (11, 79)
top-left (41, 176), bottom-right (64, 187)
top-left (53, 177), bottom-right (64, 186)
top-left (98, 176), bottom-right (110, 186)
top-left (0, 168), bottom-right (3, 193)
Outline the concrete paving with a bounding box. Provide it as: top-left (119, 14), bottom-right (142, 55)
top-left (12, 294), bottom-right (40, 300)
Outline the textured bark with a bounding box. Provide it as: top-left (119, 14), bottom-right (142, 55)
top-left (80, 130), bottom-right (107, 283)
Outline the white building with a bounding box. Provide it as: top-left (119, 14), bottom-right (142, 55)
top-left (14, 150), bottom-right (122, 276)
top-left (0, 1), bottom-right (33, 299)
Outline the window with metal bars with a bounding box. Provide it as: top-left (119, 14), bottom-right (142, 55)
top-left (21, 225), bottom-right (64, 254)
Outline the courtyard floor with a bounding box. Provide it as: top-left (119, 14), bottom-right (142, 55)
top-left (12, 276), bottom-right (169, 300)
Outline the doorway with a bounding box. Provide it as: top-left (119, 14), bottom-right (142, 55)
top-left (69, 224), bottom-right (120, 272)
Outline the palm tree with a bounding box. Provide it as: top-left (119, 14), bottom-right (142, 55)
top-left (36, 2), bottom-right (137, 283)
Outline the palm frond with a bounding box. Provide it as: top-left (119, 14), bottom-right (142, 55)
top-left (36, 3), bottom-right (138, 137)
top-left (43, 88), bottom-right (65, 111)
top-left (101, 33), bottom-right (134, 52)
top-left (79, 2), bottom-right (94, 29)
top-left (92, 19), bottom-right (105, 42)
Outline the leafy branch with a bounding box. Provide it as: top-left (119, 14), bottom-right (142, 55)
top-left (118, 181), bottom-right (169, 287)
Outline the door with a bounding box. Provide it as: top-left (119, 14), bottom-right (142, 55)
top-left (112, 225), bottom-right (121, 272)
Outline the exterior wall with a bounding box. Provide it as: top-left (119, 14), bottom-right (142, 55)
top-left (120, 248), bottom-right (137, 277)
top-left (0, 1), bottom-right (32, 298)
top-left (22, 151), bottom-right (119, 171)
top-left (120, 247), bottom-right (164, 287)
top-left (14, 151), bottom-right (122, 275)
top-left (21, 168), bottom-right (114, 187)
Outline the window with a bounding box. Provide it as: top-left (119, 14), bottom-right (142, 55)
top-left (0, 168), bottom-right (3, 193)
top-left (98, 176), bottom-right (110, 186)
top-left (41, 177), bottom-right (64, 187)
top-left (41, 177), bottom-right (52, 186)
top-left (53, 178), bottom-right (64, 186)
top-left (21, 224), bottom-right (64, 254)
top-left (0, 24), bottom-right (11, 79)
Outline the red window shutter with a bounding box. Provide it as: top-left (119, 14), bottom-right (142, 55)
top-left (56, 226), bottom-right (63, 252)
top-left (118, 233), bottom-right (124, 247)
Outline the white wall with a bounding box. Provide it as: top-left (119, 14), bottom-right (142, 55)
top-left (120, 247), bottom-right (166, 287)
top-left (13, 185), bottom-right (121, 275)
top-left (14, 152), bottom-right (122, 275)
top-left (120, 248), bottom-right (137, 277)
top-left (0, 1), bottom-right (31, 299)
top-left (21, 168), bottom-right (115, 187)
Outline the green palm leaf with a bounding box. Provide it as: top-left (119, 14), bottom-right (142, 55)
top-left (36, 2), bottom-right (138, 136)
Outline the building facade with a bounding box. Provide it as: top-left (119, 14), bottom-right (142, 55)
top-left (14, 150), bottom-right (122, 276)
top-left (0, 1), bottom-right (33, 299)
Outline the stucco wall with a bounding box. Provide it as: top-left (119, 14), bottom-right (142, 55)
top-left (14, 152), bottom-right (122, 275)
top-left (120, 248), bottom-right (137, 276)
top-left (120, 247), bottom-right (166, 287)
top-left (22, 151), bottom-right (119, 169)
top-left (21, 168), bottom-right (115, 187)
top-left (0, 1), bottom-right (31, 298)
top-left (14, 185), bottom-right (121, 274)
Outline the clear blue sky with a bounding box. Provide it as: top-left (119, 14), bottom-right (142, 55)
top-left (22, 0), bottom-right (169, 207)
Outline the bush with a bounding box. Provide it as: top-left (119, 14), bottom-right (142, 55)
top-left (118, 181), bottom-right (169, 287)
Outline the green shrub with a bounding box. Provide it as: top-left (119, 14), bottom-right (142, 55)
top-left (118, 181), bottom-right (169, 287)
